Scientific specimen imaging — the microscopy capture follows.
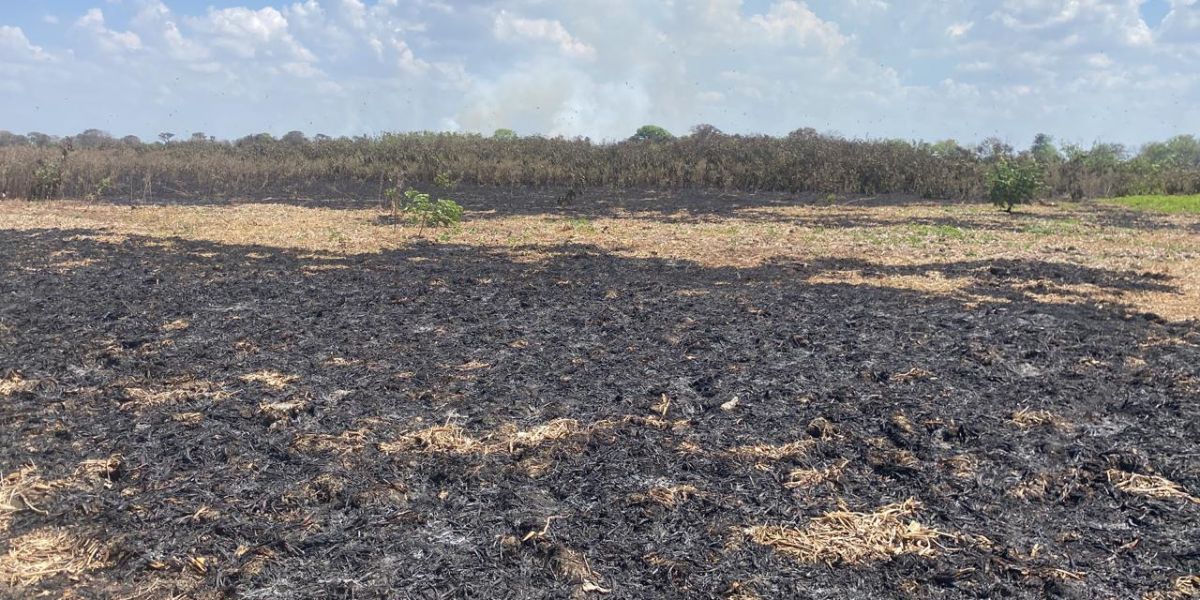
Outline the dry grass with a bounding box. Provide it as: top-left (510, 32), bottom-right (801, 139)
top-left (74, 456), bottom-right (122, 485)
top-left (785, 460), bottom-right (849, 489)
top-left (292, 429), bottom-right (369, 455)
top-left (1010, 408), bottom-right (1073, 431)
top-left (496, 419), bottom-right (583, 452)
top-left (239, 370), bottom-right (299, 390)
top-left (550, 545), bottom-right (609, 594)
top-left (2, 198), bottom-right (1198, 320)
top-left (890, 368), bottom-right (935, 383)
top-left (0, 373), bottom-right (35, 397)
top-left (0, 528), bottom-right (111, 587)
top-left (940, 455), bottom-right (978, 479)
top-left (380, 416), bottom-right (669, 458)
top-left (121, 379), bottom-right (231, 407)
top-left (728, 440), bottom-right (817, 463)
top-left (746, 499), bottom-right (953, 565)
top-left (258, 399), bottom-right (310, 421)
top-left (1107, 470), bottom-right (1200, 504)
top-left (1144, 575), bottom-right (1200, 600)
top-left (380, 424), bottom-right (482, 455)
top-left (1, 468), bottom-right (50, 532)
top-left (630, 484), bottom-right (701, 508)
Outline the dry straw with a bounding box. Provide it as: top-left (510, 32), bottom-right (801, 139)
top-left (1107, 470), bottom-right (1199, 504)
top-left (746, 499), bottom-right (953, 565)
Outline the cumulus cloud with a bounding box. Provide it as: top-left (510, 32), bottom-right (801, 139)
top-left (750, 1), bottom-right (849, 51)
top-left (76, 8), bottom-right (143, 52)
top-left (0, 26), bottom-right (52, 62)
top-left (189, 6), bottom-right (315, 62)
top-left (0, 0), bottom-right (1196, 145)
top-left (493, 10), bottom-right (596, 59)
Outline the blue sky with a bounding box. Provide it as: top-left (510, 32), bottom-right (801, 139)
top-left (1, 0), bottom-right (1196, 147)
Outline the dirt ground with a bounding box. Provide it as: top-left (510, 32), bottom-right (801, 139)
top-left (1, 189), bottom-right (1197, 599)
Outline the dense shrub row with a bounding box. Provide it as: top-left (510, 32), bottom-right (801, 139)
top-left (0, 127), bottom-right (1197, 202)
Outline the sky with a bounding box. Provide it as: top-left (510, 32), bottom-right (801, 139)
top-left (1, 0), bottom-right (1197, 146)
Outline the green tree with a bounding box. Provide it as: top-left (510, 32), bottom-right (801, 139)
top-left (1030, 133), bottom-right (1061, 164)
top-left (1139, 135), bottom-right (1200, 168)
top-left (630, 125), bottom-right (674, 142)
top-left (987, 158), bottom-right (1042, 213)
top-left (492, 128), bottom-right (518, 140)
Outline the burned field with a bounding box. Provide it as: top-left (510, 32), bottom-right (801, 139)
top-left (1, 192), bottom-right (1198, 599)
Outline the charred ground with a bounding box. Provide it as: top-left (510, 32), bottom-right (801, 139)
top-left (0, 194), bottom-right (1197, 599)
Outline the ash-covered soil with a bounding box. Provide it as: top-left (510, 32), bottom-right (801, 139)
top-left (0, 206), bottom-right (1197, 598)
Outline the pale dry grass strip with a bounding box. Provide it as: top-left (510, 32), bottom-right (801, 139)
top-left (1144, 575), bottom-right (1199, 600)
top-left (378, 424), bottom-right (481, 454)
top-left (630, 484), bottom-right (701, 509)
top-left (379, 416), bottom-right (665, 457)
top-left (0, 528), bottom-right (111, 587)
top-left (2, 459), bottom-right (124, 532)
top-left (0, 373), bottom-right (35, 397)
top-left (1107, 470), bottom-right (1200, 504)
top-left (292, 429), bottom-right (368, 455)
top-left (239, 370), bottom-right (298, 390)
top-left (1, 467), bottom-right (51, 532)
top-left (497, 419), bottom-right (582, 452)
top-left (727, 439), bottom-right (816, 462)
top-left (1011, 408), bottom-right (1073, 431)
top-left (785, 460), bottom-right (849, 489)
top-left (746, 499), bottom-right (953, 565)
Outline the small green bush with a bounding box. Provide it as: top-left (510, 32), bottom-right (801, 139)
top-left (30, 159), bottom-right (64, 200)
top-left (987, 158), bottom-right (1042, 213)
top-left (385, 187), bottom-right (463, 230)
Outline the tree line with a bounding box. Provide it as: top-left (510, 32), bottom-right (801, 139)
top-left (0, 125), bottom-right (1197, 202)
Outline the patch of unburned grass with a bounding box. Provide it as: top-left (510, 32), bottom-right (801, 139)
top-left (1107, 470), bottom-right (1199, 504)
top-left (567, 217), bottom-right (596, 233)
top-left (2, 197), bottom-right (1199, 321)
top-left (378, 416), bottom-right (668, 458)
top-left (1143, 575), bottom-right (1200, 600)
top-left (784, 460), bottom-right (849, 489)
top-left (727, 440), bottom-right (816, 463)
top-left (746, 499), bottom-right (953, 565)
top-left (239, 370), bottom-right (298, 390)
top-left (0, 528), bottom-right (111, 587)
top-left (630, 484), bottom-right (700, 508)
top-left (1010, 408), bottom-right (1073, 432)
top-left (0, 373), bottom-right (35, 397)
top-left (1108, 194), bottom-right (1200, 214)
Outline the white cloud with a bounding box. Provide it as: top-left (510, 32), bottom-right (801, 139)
top-left (750, 1), bottom-right (849, 51)
top-left (0, 0), bottom-right (1196, 146)
top-left (946, 21), bottom-right (974, 38)
top-left (190, 6), bottom-right (314, 62)
top-left (0, 26), bottom-right (52, 62)
top-left (493, 10), bottom-right (596, 59)
top-left (76, 8), bottom-right (143, 52)
top-left (991, 0), bottom-right (1153, 46)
